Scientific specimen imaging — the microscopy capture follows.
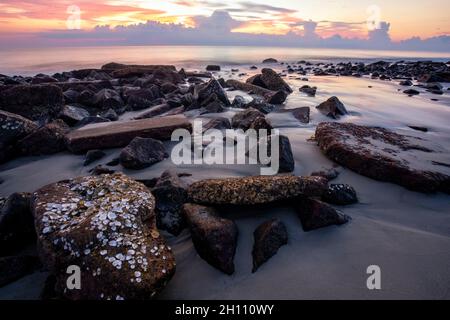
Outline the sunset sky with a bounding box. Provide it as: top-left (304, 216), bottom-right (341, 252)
top-left (0, 0), bottom-right (448, 41)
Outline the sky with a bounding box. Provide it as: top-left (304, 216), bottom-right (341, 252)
top-left (0, 0), bottom-right (449, 50)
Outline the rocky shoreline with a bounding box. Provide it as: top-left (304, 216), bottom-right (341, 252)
top-left (0, 59), bottom-right (449, 299)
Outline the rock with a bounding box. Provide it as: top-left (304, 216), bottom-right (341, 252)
top-left (0, 193), bottom-right (35, 256)
top-left (206, 65), bottom-right (221, 71)
top-left (76, 116), bottom-right (110, 127)
top-left (0, 84), bottom-right (64, 122)
top-left (84, 150), bottom-right (106, 166)
top-left (31, 173), bottom-right (176, 299)
top-left (120, 137), bottom-right (167, 169)
top-left (188, 175), bottom-right (328, 205)
top-left (399, 80), bottom-right (413, 86)
top-left (183, 203), bottom-right (237, 275)
top-left (58, 105), bottom-right (90, 126)
top-left (0, 110), bottom-right (38, 162)
top-left (316, 96), bottom-right (348, 119)
top-left (315, 122), bottom-right (450, 193)
top-left (0, 255), bottom-right (41, 287)
top-left (252, 219), bottom-right (287, 272)
top-left (161, 82), bottom-right (178, 94)
top-left (63, 89), bottom-right (80, 104)
top-left (275, 135), bottom-right (294, 173)
top-left (66, 116), bottom-right (192, 153)
top-left (149, 68), bottom-right (184, 85)
top-left (408, 126), bottom-right (428, 132)
top-left (262, 58), bottom-right (278, 64)
top-left (152, 170), bottom-right (188, 236)
top-left (127, 87), bottom-right (162, 111)
top-left (299, 85), bottom-right (317, 96)
top-left (322, 184), bottom-right (358, 205)
top-left (246, 74), bottom-right (266, 88)
top-left (89, 165), bottom-right (115, 175)
top-left (106, 158), bottom-right (120, 167)
top-left (31, 75), bottom-right (58, 84)
top-left (100, 108), bottom-right (119, 121)
top-left (247, 97), bottom-right (275, 114)
top-left (203, 117), bottom-right (231, 131)
top-left (294, 197), bottom-right (350, 231)
top-left (225, 79), bottom-right (287, 104)
top-left (78, 89), bottom-right (96, 106)
top-left (134, 104), bottom-right (172, 120)
top-left (403, 89), bottom-right (420, 96)
top-left (311, 168), bottom-right (340, 181)
top-left (200, 98), bottom-right (226, 114)
top-left (286, 107), bottom-right (310, 124)
top-left (231, 95), bottom-right (247, 109)
top-left (260, 68), bottom-right (293, 93)
top-left (196, 79), bottom-right (230, 106)
top-left (17, 120), bottom-right (68, 156)
top-left (93, 89), bottom-right (124, 110)
top-left (231, 108), bottom-right (265, 130)
top-left (249, 116), bottom-right (273, 132)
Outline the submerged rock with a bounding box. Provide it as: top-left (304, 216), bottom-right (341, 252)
top-left (206, 65), bottom-right (221, 71)
top-left (315, 122), bottom-right (450, 193)
top-left (262, 58), bottom-right (278, 63)
top-left (183, 203), bottom-right (238, 275)
top-left (152, 170), bottom-right (188, 236)
top-left (84, 150), bottom-right (106, 166)
top-left (120, 137), bottom-right (167, 170)
top-left (322, 184), bottom-right (358, 205)
top-left (299, 85), bottom-right (317, 96)
top-left (316, 96), bottom-right (348, 119)
top-left (188, 175), bottom-right (328, 205)
top-left (294, 197), bottom-right (350, 231)
top-left (0, 193), bottom-right (35, 256)
top-left (31, 173), bottom-right (176, 300)
top-left (403, 89), bottom-right (420, 96)
top-left (252, 219), bottom-right (288, 273)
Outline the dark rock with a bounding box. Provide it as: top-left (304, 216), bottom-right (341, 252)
top-left (260, 68), bottom-right (293, 93)
top-left (206, 65), bottom-right (221, 71)
top-left (0, 84), bottom-right (64, 122)
top-left (31, 173), bottom-right (176, 299)
top-left (247, 97), bottom-right (275, 114)
top-left (288, 107), bottom-right (310, 124)
top-left (133, 103), bottom-right (171, 119)
top-left (249, 116), bottom-right (273, 131)
top-left (183, 203), bottom-right (237, 275)
top-left (311, 168), bottom-right (340, 181)
top-left (84, 150), bottom-right (106, 166)
top-left (17, 120), bottom-right (68, 156)
top-left (58, 105), bottom-right (90, 126)
top-left (93, 89), bottom-right (124, 110)
top-left (100, 108), bottom-right (119, 121)
top-left (276, 135), bottom-right (294, 173)
top-left (315, 122), bottom-right (450, 193)
top-left (322, 184), bottom-right (358, 205)
top-left (252, 219), bottom-right (287, 272)
top-left (231, 108), bottom-right (265, 130)
top-left (31, 75), bottom-right (58, 84)
top-left (399, 80), bottom-right (413, 86)
top-left (196, 79), bottom-right (230, 106)
top-left (63, 89), bottom-right (80, 104)
top-left (316, 96), bottom-right (348, 119)
top-left (126, 87), bottom-right (162, 111)
top-left (231, 95), bottom-right (247, 109)
top-left (226, 79), bottom-right (287, 104)
top-left (0, 193), bottom-right (35, 256)
top-left (120, 137), bottom-right (167, 169)
top-left (262, 58), bottom-right (278, 64)
top-left (299, 85), bottom-right (317, 96)
top-left (78, 89), bottom-right (96, 106)
top-left (89, 165), bottom-right (115, 175)
top-left (0, 255), bottom-right (41, 287)
top-left (188, 175), bottom-right (328, 205)
top-left (246, 74), bottom-right (266, 88)
top-left (161, 82), bottom-right (178, 94)
top-left (105, 158), bottom-right (120, 166)
top-left (294, 197), bottom-right (350, 231)
top-left (152, 170), bottom-right (188, 236)
top-left (403, 89), bottom-right (420, 95)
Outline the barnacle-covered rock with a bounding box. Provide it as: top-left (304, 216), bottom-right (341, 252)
top-left (32, 173), bottom-right (175, 300)
top-left (188, 175), bottom-right (328, 205)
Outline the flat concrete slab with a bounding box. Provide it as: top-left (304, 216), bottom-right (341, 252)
top-left (66, 115), bottom-right (191, 153)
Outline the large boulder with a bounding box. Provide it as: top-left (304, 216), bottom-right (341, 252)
top-left (188, 175), bottom-right (328, 205)
top-left (183, 203), bottom-right (238, 275)
top-left (294, 197), bottom-right (350, 231)
top-left (120, 137), bottom-right (167, 170)
top-left (316, 96), bottom-right (348, 119)
top-left (152, 170), bottom-right (188, 236)
top-left (252, 219), bottom-right (288, 272)
top-left (127, 87), bottom-right (162, 111)
top-left (58, 105), bottom-right (90, 126)
top-left (260, 68), bottom-right (293, 93)
top-left (196, 79), bottom-right (230, 106)
top-left (17, 120), bottom-right (68, 156)
top-left (0, 110), bottom-right (38, 162)
top-left (316, 122), bottom-right (450, 193)
top-left (93, 89), bottom-right (124, 110)
top-left (0, 193), bottom-right (35, 256)
top-left (0, 84), bottom-right (64, 122)
top-left (231, 108), bottom-right (265, 130)
top-left (31, 173), bottom-right (176, 299)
